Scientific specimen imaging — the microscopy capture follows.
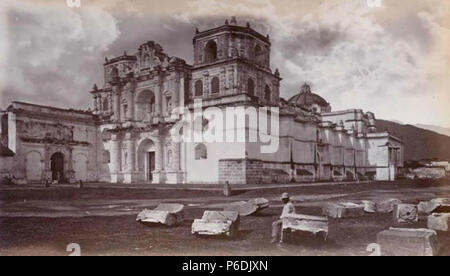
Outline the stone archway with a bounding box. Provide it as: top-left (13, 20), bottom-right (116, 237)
top-left (137, 139), bottom-right (156, 182)
top-left (51, 152), bottom-right (65, 182)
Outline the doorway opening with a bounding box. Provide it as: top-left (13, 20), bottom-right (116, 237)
top-left (147, 152), bottom-right (155, 181)
top-left (51, 152), bottom-right (65, 182)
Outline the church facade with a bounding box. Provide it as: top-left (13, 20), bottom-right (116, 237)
top-left (0, 18), bottom-right (404, 185)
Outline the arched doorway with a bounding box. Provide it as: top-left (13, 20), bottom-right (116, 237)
top-left (137, 139), bottom-right (156, 182)
top-left (51, 152), bottom-right (65, 182)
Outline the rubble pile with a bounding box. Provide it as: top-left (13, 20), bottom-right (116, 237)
top-left (392, 204), bottom-right (418, 224)
top-left (282, 214), bottom-right (328, 241)
top-left (323, 202), bottom-right (365, 218)
top-left (136, 203), bottom-right (184, 226)
top-left (191, 211), bottom-right (240, 237)
top-left (223, 198), bottom-right (270, 216)
top-left (377, 228), bottom-right (437, 256)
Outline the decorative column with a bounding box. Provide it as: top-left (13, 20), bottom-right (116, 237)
top-left (123, 132), bottom-right (137, 183)
top-left (112, 85), bottom-right (121, 122)
top-left (152, 137), bottom-right (164, 184)
top-left (164, 141), bottom-right (183, 184)
top-left (233, 65), bottom-right (238, 93)
top-left (110, 134), bottom-right (121, 183)
top-left (68, 147), bottom-right (75, 183)
top-left (154, 71), bottom-right (162, 122)
top-left (220, 68), bottom-right (226, 94)
top-left (93, 96), bottom-right (98, 114)
top-left (203, 71), bottom-right (209, 95)
top-left (43, 145), bottom-right (51, 181)
top-left (162, 93), bottom-right (167, 117)
top-left (178, 74), bottom-right (185, 112)
top-left (125, 79), bottom-right (136, 121)
top-left (109, 92), bottom-right (113, 115)
top-left (172, 72), bottom-right (180, 118)
top-left (172, 142), bottom-right (180, 172)
top-left (228, 66), bottom-right (234, 94)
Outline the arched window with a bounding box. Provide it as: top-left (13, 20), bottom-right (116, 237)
top-left (123, 104), bottom-right (128, 119)
top-left (195, 143), bottom-right (207, 160)
top-left (264, 85), bottom-right (271, 101)
top-left (103, 150), bottom-right (111, 164)
top-left (103, 98), bottom-right (109, 111)
top-left (254, 45), bottom-right (263, 63)
top-left (135, 90), bottom-right (155, 121)
top-left (150, 96), bottom-right (155, 113)
top-left (166, 96), bottom-right (172, 112)
top-left (204, 40), bottom-right (217, 63)
top-left (110, 66), bottom-right (119, 82)
top-left (211, 77), bottom-right (220, 94)
top-left (247, 78), bottom-right (255, 96)
top-left (194, 80), bottom-right (203, 96)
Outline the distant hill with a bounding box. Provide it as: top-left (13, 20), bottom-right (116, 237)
top-left (415, 124), bottom-right (450, 137)
top-left (376, 119), bottom-right (450, 162)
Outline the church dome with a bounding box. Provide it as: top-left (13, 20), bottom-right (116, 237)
top-left (288, 83), bottom-right (331, 112)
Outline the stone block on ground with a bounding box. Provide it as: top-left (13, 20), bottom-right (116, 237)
top-left (418, 198), bottom-right (450, 214)
top-left (282, 214), bottom-right (328, 240)
top-left (223, 201), bottom-right (259, 216)
top-left (361, 200), bottom-right (376, 213)
top-left (191, 211), bottom-right (240, 237)
top-left (393, 204), bottom-right (418, 224)
top-left (136, 203), bottom-right (184, 226)
top-left (323, 202), bottom-right (365, 218)
top-left (376, 198), bottom-right (402, 213)
top-left (427, 213), bottom-right (450, 231)
top-left (248, 198), bottom-right (270, 211)
top-left (377, 227), bottom-right (437, 256)
top-left (224, 198), bottom-right (270, 216)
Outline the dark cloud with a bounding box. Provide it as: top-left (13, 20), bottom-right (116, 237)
top-left (1, 0), bottom-right (449, 127)
top-left (105, 15), bottom-right (196, 63)
top-left (277, 25), bottom-right (344, 60)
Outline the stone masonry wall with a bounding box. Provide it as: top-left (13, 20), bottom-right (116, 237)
top-left (219, 158), bottom-right (290, 185)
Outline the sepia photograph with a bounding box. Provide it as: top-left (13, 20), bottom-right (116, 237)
top-left (0, 0), bottom-right (449, 260)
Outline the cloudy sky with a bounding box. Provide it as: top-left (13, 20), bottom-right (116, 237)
top-left (1, 0), bottom-right (449, 128)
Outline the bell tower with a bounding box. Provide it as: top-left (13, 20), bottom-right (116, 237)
top-left (189, 17), bottom-right (281, 107)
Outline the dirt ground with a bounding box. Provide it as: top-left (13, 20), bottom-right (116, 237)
top-left (0, 179), bottom-right (449, 256)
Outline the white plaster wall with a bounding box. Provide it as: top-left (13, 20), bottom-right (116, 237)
top-left (367, 137), bottom-right (389, 167)
top-left (185, 141), bottom-right (246, 184)
top-left (73, 149), bottom-right (89, 181)
top-left (8, 112), bottom-right (17, 153)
